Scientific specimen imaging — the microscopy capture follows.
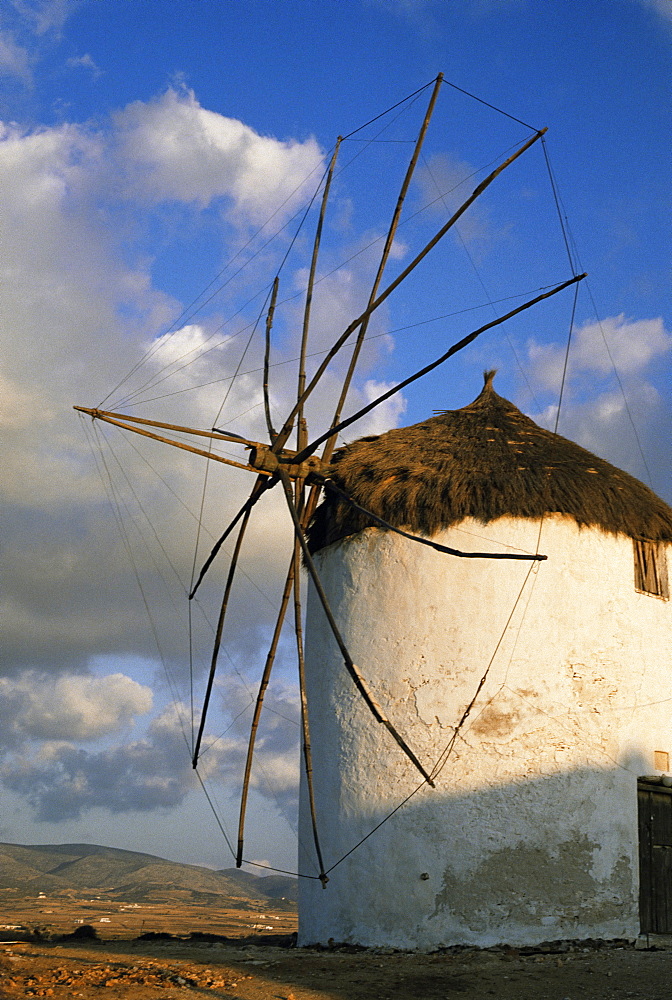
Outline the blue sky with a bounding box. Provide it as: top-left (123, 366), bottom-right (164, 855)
top-left (1, 0), bottom-right (670, 874)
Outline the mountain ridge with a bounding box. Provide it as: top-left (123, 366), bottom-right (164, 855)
top-left (0, 842), bottom-right (297, 905)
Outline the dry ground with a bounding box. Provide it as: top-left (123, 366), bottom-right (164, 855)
top-left (3, 938), bottom-right (672, 1000)
top-left (2, 894), bottom-right (672, 999)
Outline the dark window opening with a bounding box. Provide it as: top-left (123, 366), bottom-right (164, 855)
top-left (634, 539), bottom-right (669, 599)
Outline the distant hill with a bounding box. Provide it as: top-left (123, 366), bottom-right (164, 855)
top-left (218, 868), bottom-right (298, 901)
top-left (0, 843), bottom-right (296, 907)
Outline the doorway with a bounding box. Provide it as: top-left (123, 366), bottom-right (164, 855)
top-left (638, 778), bottom-right (672, 934)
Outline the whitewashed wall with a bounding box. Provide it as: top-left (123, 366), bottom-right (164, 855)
top-left (298, 515), bottom-right (672, 949)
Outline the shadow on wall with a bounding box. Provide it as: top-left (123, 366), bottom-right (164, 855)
top-left (300, 754), bottom-right (653, 948)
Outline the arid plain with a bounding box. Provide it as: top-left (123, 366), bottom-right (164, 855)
top-left (1, 843), bottom-right (672, 1000)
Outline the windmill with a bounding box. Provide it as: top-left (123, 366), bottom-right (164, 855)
top-left (74, 75), bottom-right (623, 946)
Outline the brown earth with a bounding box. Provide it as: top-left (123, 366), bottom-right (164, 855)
top-left (1, 894), bottom-right (672, 999)
top-left (2, 936), bottom-right (672, 1000)
top-left (0, 888), bottom-right (295, 940)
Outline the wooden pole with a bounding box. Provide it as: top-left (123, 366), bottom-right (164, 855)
top-left (263, 277), bottom-right (280, 440)
top-left (324, 74), bottom-right (444, 464)
top-left (274, 128), bottom-right (548, 447)
top-left (192, 507), bottom-right (252, 767)
top-left (74, 406), bottom-right (264, 450)
top-left (276, 468), bottom-right (435, 787)
top-left (236, 554), bottom-right (296, 867)
top-left (74, 408), bottom-right (266, 476)
top-left (295, 271), bottom-right (586, 463)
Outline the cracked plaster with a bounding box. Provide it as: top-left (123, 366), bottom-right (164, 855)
top-left (299, 515), bottom-right (672, 949)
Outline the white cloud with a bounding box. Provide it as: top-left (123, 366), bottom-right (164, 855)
top-left (113, 87), bottom-right (324, 222)
top-left (0, 30), bottom-right (31, 82)
top-left (208, 677), bottom-right (301, 814)
top-left (0, 84), bottom-right (407, 844)
top-left (0, 88), bottom-right (406, 689)
top-left (0, 672), bottom-right (152, 744)
top-left (415, 152), bottom-right (492, 247)
top-left (66, 52), bottom-right (101, 77)
top-left (639, 0), bottom-right (672, 24)
top-left (1, 0), bottom-right (82, 87)
top-left (9, 0), bottom-right (81, 35)
top-left (524, 314), bottom-right (672, 498)
top-left (527, 315), bottom-right (672, 392)
top-left (0, 679), bottom-right (301, 823)
top-left (343, 379), bottom-right (407, 439)
top-left (1, 704), bottom-right (192, 820)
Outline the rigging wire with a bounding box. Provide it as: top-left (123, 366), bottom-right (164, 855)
top-left (194, 770), bottom-right (237, 860)
top-left (186, 286), bottom-right (276, 749)
top-left (81, 418), bottom-right (193, 754)
top-left (540, 139), bottom-right (654, 484)
top-left (418, 150), bottom-right (543, 411)
top-left (440, 78), bottom-right (538, 131)
top-left (116, 429), bottom-right (277, 608)
top-left (582, 281), bottom-right (655, 488)
top-left (112, 145), bottom-right (333, 412)
top-left (553, 280), bottom-right (580, 434)
top-left (113, 282), bottom-right (274, 411)
top-left (109, 99), bottom-right (524, 414)
top-left (113, 282), bottom-right (567, 408)
top-left (541, 137), bottom-right (577, 275)
top-left (110, 90), bottom-right (427, 412)
top-left (317, 261), bottom-right (581, 878)
top-left (85, 413), bottom-right (302, 838)
top-left (80, 78), bottom-right (663, 881)
top-left (100, 155), bottom-right (330, 409)
top-left (340, 76), bottom-right (436, 140)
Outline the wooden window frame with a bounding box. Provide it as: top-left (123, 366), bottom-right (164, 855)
top-left (634, 538), bottom-right (669, 600)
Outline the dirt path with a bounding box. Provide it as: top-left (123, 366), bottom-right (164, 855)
top-left (2, 938), bottom-right (672, 1000)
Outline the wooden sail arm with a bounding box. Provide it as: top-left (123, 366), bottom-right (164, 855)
top-left (315, 475), bottom-right (548, 562)
top-left (277, 467), bottom-right (436, 788)
top-left (74, 406), bottom-right (328, 480)
top-left (192, 507), bottom-right (252, 768)
top-left (74, 406), bottom-right (265, 449)
top-left (322, 74), bottom-right (444, 467)
top-left (294, 271), bottom-right (587, 465)
top-left (273, 127), bottom-right (549, 450)
top-left (74, 406), bottom-right (268, 476)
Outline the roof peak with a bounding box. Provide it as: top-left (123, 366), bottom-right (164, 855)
top-left (307, 374), bottom-right (672, 551)
top-left (483, 368), bottom-right (497, 391)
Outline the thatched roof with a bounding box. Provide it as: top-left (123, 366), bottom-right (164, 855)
top-left (307, 371), bottom-right (672, 553)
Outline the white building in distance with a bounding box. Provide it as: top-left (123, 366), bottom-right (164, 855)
top-left (299, 372), bottom-right (672, 950)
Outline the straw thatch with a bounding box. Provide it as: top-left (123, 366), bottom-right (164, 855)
top-left (308, 371), bottom-right (672, 553)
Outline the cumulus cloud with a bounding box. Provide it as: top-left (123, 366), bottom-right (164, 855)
top-left (113, 87), bottom-right (323, 221)
top-left (0, 80), bottom-right (407, 841)
top-left (66, 52), bottom-right (101, 77)
top-left (0, 679), bottom-right (300, 823)
top-left (0, 672), bottom-right (152, 745)
top-left (524, 314), bottom-right (672, 498)
top-left (415, 152), bottom-right (492, 247)
top-left (343, 379), bottom-right (408, 439)
top-left (210, 677), bottom-right (301, 816)
top-left (0, 0), bottom-right (82, 87)
top-left (527, 315), bottom-right (672, 392)
top-left (639, 0), bottom-right (672, 24)
top-left (10, 0), bottom-right (81, 36)
top-left (1, 705), bottom-right (192, 821)
top-left (0, 90), bottom-right (331, 677)
top-left (0, 30), bottom-right (31, 82)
